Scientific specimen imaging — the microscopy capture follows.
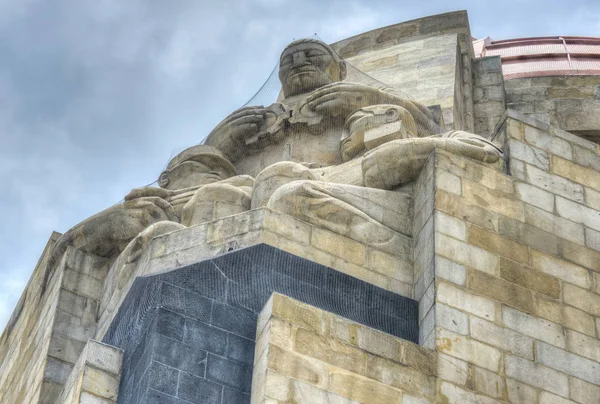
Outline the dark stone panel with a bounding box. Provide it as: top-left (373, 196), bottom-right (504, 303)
top-left (211, 303), bottom-right (256, 339)
top-left (155, 308), bottom-right (185, 341)
top-left (106, 243), bottom-right (419, 404)
top-left (222, 387), bottom-right (251, 404)
top-left (183, 318), bottom-right (228, 356)
top-left (153, 333), bottom-right (207, 377)
top-left (206, 354), bottom-right (253, 393)
top-left (226, 334), bottom-right (254, 367)
top-left (161, 282), bottom-right (213, 322)
top-left (145, 360), bottom-right (179, 396)
top-left (161, 261), bottom-right (228, 301)
top-left (144, 389), bottom-right (189, 404)
top-left (178, 372), bottom-right (223, 404)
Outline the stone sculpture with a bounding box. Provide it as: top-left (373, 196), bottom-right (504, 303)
top-left (48, 145), bottom-right (251, 269)
top-left (204, 39), bottom-right (443, 175)
top-left (49, 38), bottom-right (501, 273)
top-left (202, 38), bottom-right (503, 247)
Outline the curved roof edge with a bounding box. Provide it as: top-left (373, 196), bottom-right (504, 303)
top-left (475, 36), bottom-right (600, 79)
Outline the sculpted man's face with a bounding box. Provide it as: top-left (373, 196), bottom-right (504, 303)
top-left (159, 161), bottom-right (229, 190)
top-left (279, 42), bottom-right (346, 98)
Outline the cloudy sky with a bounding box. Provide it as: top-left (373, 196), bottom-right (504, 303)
top-left (1, 0), bottom-right (599, 331)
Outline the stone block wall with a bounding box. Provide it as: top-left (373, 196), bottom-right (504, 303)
top-left (0, 236), bottom-right (110, 404)
top-left (117, 305), bottom-right (255, 404)
top-left (0, 232), bottom-right (62, 404)
top-left (57, 339), bottom-right (123, 404)
top-left (506, 76), bottom-right (600, 140)
top-left (252, 293), bottom-right (436, 404)
top-left (40, 247), bottom-right (109, 404)
top-left (342, 34), bottom-right (463, 129)
top-left (473, 56), bottom-right (506, 135)
top-left (424, 111), bottom-right (600, 403)
top-left (331, 11), bottom-right (475, 130)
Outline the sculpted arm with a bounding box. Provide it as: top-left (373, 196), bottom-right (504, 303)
top-left (204, 106), bottom-right (267, 162)
top-left (48, 193), bottom-right (177, 270)
top-left (306, 82), bottom-right (441, 136)
top-left (362, 131), bottom-right (503, 189)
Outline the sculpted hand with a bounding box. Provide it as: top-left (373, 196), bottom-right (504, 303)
top-left (213, 106), bottom-right (267, 144)
top-left (125, 186), bottom-right (171, 201)
top-left (306, 83), bottom-right (385, 117)
top-left (48, 196), bottom-right (178, 268)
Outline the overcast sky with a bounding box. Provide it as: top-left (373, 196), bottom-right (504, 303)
top-left (1, 0), bottom-right (599, 331)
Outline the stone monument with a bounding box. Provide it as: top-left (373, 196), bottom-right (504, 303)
top-left (2, 10), bottom-right (600, 404)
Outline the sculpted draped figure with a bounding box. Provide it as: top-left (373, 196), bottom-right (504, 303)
top-left (204, 38), bottom-right (503, 249)
top-left (48, 145), bottom-right (253, 269)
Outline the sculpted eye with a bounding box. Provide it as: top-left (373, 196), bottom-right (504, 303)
top-left (307, 50), bottom-right (325, 57)
top-left (281, 55), bottom-right (292, 65)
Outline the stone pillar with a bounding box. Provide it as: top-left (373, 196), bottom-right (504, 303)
top-left (56, 339), bottom-right (123, 404)
top-left (252, 293), bottom-right (436, 404)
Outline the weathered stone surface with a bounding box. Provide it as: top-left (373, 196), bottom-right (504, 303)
top-left (536, 342), bottom-right (600, 384)
top-left (563, 283), bottom-right (600, 316)
top-left (435, 190), bottom-right (498, 232)
top-left (569, 377), bottom-right (600, 404)
top-left (524, 124), bottom-right (573, 159)
top-left (463, 180), bottom-right (525, 221)
top-left (510, 139), bottom-right (550, 170)
top-left (506, 378), bottom-right (538, 404)
top-left (467, 225), bottom-right (529, 263)
top-left (470, 316), bottom-right (533, 360)
top-left (558, 238), bottom-right (600, 272)
top-left (436, 328), bottom-right (501, 372)
top-left (515, 181), bottom-right (554, 211)
top-left (531, 249), bottom-right (591, 288)
top-left (552, 155), bottom-right (600, 191)
top-left (472, 366), bottom-right (505, 399)
top-left (435, 211), bottom-right (466, 240)
top-left (437, 281), bottom-right (497, 321)
top-left (468, 269), bottom-right (535, 313)
top-left (503, 306), bottom-right (566, 348)
top-left (435, 303), bottom-right (468, 335)
top-left (436, 232), bottom-right (499, 276)
top-left (437, 353), bottom-right (469, 386)
top-left (504, 355), bottom-right (569, 397)
top-left (499, 257), bottom-right (561, 298)
top-left (524, 204), bottom-right (585, 245)
top-left (435, 256), bottom-right (466, 286)
top-left (526, 164), bottom-right (585, 203)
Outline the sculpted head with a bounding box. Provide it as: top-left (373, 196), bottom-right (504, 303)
top-left (158, 145), bottom-right (236, 190)
top-left (279, 39), bottom-right (347, 98)
top-left (341, 105), bottom-right (417, 162)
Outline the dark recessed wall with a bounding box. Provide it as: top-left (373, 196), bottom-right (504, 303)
top-left (104, 244), bottom-right (418, 404)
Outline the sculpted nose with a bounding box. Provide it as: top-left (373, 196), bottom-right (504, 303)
top-left (293, 51), bottom-right (308, 66)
